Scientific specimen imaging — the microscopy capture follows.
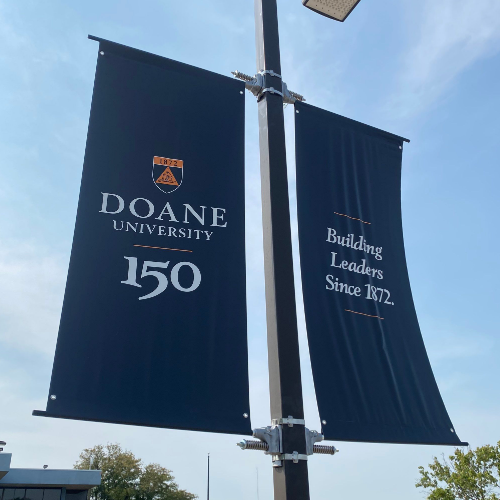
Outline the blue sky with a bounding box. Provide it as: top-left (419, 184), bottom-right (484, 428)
top-left (0, 0), bottom-right (499, 498)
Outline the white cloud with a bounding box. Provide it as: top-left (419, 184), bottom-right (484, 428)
top-left (387, 0), bottom-right (500, 118)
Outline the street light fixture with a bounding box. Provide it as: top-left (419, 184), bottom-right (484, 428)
top-left (302, 0), bottom-right (361, 21)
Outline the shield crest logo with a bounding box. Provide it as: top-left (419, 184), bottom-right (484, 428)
top-left (152, 156), bottom-right (184, 194)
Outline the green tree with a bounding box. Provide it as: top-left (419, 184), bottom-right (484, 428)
top-left (416, 441), bottom-right (500, 500)
top-left (74, 444), bottom-right (196, 500)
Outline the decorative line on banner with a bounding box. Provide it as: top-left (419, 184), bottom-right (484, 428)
top-left (345, 309), bottom-right (384, 320)
top-left (133, 244), bottom-right (193, 253)
top-left (334, 212), bottom-right (371, 225)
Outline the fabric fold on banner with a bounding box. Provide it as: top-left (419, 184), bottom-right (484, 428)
top-left (294, 102), bottom-right (466, 446)
top-left (33, 37), bottom-right (251, 436)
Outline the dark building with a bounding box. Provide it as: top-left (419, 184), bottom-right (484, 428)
top-left (0, 444), bottom-right (100, 500)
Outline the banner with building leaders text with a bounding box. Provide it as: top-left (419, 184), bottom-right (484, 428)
top-left (294, 102), bottom-right (465, 446)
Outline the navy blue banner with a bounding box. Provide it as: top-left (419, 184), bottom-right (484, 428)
top-left (33, 38), bottom-right (251, 436)
top-left (294, 102), bottom-right (466, 445)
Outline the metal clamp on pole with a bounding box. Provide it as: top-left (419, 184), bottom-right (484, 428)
top-left (272, 416), bottom-right (306, 427)
top-left (261, 87), bottom-right (284, 98)
top-left (237, 423), bottom-right (338, 467)
top-left (231, 70), bottom-right (305, 104)
top-left (278, 452), bottom-right (308, 463)
top-left (254, 424), bottom-right (282, 454)
top-left (258, 69), bottom-right (282, 79)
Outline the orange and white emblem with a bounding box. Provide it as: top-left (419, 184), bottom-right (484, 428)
top-left (152, 156), bottom-right (184, 194)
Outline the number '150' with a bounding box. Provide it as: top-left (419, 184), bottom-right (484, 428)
top-left (121, 256), bottom-right (201, 300)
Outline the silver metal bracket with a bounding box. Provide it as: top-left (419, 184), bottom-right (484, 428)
top-left (258, 69), bottom-right (282, 79)
top-left (261, 87), bottom-right (284, 98)
top-left (253, 424), bottom-right (282, 455)
top-left (273, 452), bottom-right (308, 464)
top-left (231, 70), bottom-right (305, 104)
top-left (237, 421), bottom-right (338, 468)
top-left (272, 416), bottom-right (305, 427)
top-left (305, 428), bottom-right (324, 455)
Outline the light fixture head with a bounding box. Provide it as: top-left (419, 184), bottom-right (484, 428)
top-left (302, 0), bottom-right (361, 22)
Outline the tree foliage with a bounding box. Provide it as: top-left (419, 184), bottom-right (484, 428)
top-left (416, 441), bottom-right (500, 500)
top-left (74, 444), bottom-right (196, 500)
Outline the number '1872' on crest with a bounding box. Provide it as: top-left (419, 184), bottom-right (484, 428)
top-left (152, 156), bottom-right (184, 194)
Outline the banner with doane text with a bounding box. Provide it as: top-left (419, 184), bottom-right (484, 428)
top-left (34, 38), bottom-right (251, 436)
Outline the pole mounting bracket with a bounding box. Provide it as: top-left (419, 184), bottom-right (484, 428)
top-left (237, 423), bottom-right (338, 468)
top-left (272, 416), bottom-right (305, 427)
top-left (258, 69), bottom-right (282, 79)
top-left (261, 87), bottom-right (284, 98)
top-left (231, 70), bottom-right (305, 104)
top-left (273, 452), bottom-right (308, 464)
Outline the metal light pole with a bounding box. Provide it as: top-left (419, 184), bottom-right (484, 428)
top-left (254, 0), bottom-right (310, 499)
top-left (240, 0), bottom-right (361, 498)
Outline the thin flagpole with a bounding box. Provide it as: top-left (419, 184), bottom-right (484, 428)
top-left (207, 453), bottom-right (210, 500)
top-left (256, 467), bottom-right (260, 500)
